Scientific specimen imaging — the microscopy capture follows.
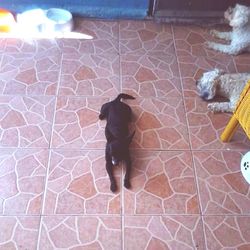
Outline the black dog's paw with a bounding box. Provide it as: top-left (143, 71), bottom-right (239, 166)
top-left (124, 179), bottom-right (131, 189)
top-left (110, 182), bottom-right (117, 193)
top-left (99, 114), bottom-right (105, 120)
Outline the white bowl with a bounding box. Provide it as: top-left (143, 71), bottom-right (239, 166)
top-left (44, 8), bottom-right (73, 33)
top-left (17, 9), bottom-right (47, 33)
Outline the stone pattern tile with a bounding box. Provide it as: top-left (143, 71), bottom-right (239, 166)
top-left (203, 216), bottom-right (250, 249)
top-left (0, 50), bottom-right (61, 95)
top-left (51, 97), bottom-right (190, 150)
top-left (121, 53), bottom-right (181, 97)
top-left (185, 98), bottom-right (250, 150)
top-left (3, 39), bottom-right (60, 54)
top-left (1, 19), bottom-right (250, 250)
top-left (119, 21), bottom-right (175, 55)
top-left (0, 39), bottom-right (6, 53)
top-left (124, 216), bottom-right (205, 250)
top-left (0, 96), bottom-right (55, 148)
top-left (126, 98), bottom-right (190, 150)
top-left (177, 55), bottom-right (237, 98)
top-left (0, 54), bottom-right (2, 71)
top-left (194, 151), bottom-right (250, 215)
top-left (51, 97), bottom-right (107, 149)
top-left (0, 216), bottom-right (40, 249)
top-left (44, 150), bottom-right (121, 214)
top-left (39, 216), bottom-right (121, 250)
top-left (0, 149), bottom-right (48, 215)
top-left (124, 151), bottom-right (199, 214)
top-left (234, 54), bottom-right (250, 72)
top-left (173, 25), bottom-right (230, 57)
top-left (59, 52), bottom-right (120, 96)
top-left (57, 19), bottom-right (119, 54)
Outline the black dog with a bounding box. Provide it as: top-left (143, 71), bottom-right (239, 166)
top-left (99, 93), bottom-right (135, 192)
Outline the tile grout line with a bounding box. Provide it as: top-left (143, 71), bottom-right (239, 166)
top-left (232, 54), bottom-right (238, 74)
top-left (2, 213), bottom-right (250, 217)
top-left (191, 151), bottom-right (207, 249)
top-left (171, 24), bottom-right (207, 249)
top-left (0, 94), bottom-right (202, 98)
top-left (119, 20), bottom-right (125, 250)
top-left (121, 176), bottom-right (125, 250)
top-left (200, 215), bottom-right (209, 250)
top-left (36, 50), bottom-right (63, 250)
top-left (171, 24), bottom-right (203, 215)
top-left (171, 25), bottom-right (192, 152)
top-left (171, 24), bottom-right (203, 214)
top-left (190, 151), bottom-right (203, 214)
top-left (118, 20), bottom-right (122, 94)
top-left (0, 146), bottom-right (246, 152)
top-left (0, 54), bottom-right (4, 71)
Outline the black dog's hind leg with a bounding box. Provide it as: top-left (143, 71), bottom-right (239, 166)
top-left (124, 155), bottom-right (132, 189)
top-left (106, 149), bottom-right (117, 192)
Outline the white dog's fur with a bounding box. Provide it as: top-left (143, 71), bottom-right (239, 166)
top-left (207, 4), bottom-right (250, 55)
top-left (197, 69), bottom-right (250, 112)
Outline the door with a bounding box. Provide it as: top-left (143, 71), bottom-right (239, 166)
top-left (152, 0), bottom-right (250, 18)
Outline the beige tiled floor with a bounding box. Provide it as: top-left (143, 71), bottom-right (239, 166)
top-left (0, 20), bottom-right (250, 249)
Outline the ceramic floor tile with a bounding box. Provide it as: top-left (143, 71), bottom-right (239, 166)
top-left (0, 38), bottom-right (6, 53)
top-left (0, 54), bottom-right (2, 70)
top-left (57, 38), bottom-right (118, 55)
top-left (39, 215), bottom-right (121, 250)
top-left (124, 151), bottom-right (199, 215)
top-left (0, 49), bottom-right (61, 95)
top-left (57, 19), bottom-right (119, 54)
top-left (234, 54), bottom-right (250, 72)
top-left (178, 55), bottom-right (237, 98)
top-left (121, 54), bottom-right (181, 98)
top-left (3, 38), bottom-right (60, 54)
top-left (124, 215), bottom-right (204, 250)
top-left (0, 148), bottom-right (48, 215)
top-left (74, 18), bottom-right (119, 39)
top-left (3, 38), bottom-right (37, 53)
top-left (0, 216), bottom-right (40, 249)
top-left (58, 52), bottom-right (120, 96)
top-left (51, 97), bottom-right (107, 149)
top-left (203, 216), bottom-right (250, 249)
top-left (126, 98), bottom-right (189, 150)
top-left (44, 150), bottom-right (121, 215)
top-left (185, 97), bottom-right (250, 150)
top-left (0, 96), bottom-right (55, 148)
top-left (119, 20), bottom-right (175, 55)
top-left (193, 151), bottom-right (250, 215)
top-left (52, 96), bottom-right (189, 150)
top-left (1, 20), bottom-right (249, 249)
top-left (173, 25), bottom-right (230, 57)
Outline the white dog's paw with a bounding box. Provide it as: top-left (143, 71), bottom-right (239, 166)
top-left (207, 103), bottom-right (217, 112)
top-left (210, 29), bottom-right (218, 37)
top-left (204, 41), bottom-right (209, 47)
top-left (207, 41), bottom-right (219, 50)
top-left (204, 41), bottom-right (214, 49)
top-left (208, 102), bottom-right (233, 113)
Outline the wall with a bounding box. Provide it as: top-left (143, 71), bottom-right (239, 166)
top-left (0, 0), bottom-right (149, 19)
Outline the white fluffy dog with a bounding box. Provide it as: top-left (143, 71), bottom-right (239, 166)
top-left (196, 69), bottom-right (250, 112)
top-left (207, 4), bottom-right (250, 55)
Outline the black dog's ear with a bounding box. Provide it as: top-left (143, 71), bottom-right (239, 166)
top-left (127, 131), bottom-right (135, 145)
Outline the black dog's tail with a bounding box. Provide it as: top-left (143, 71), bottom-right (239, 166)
top-left (115, 93), bottom-right (135, 102)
